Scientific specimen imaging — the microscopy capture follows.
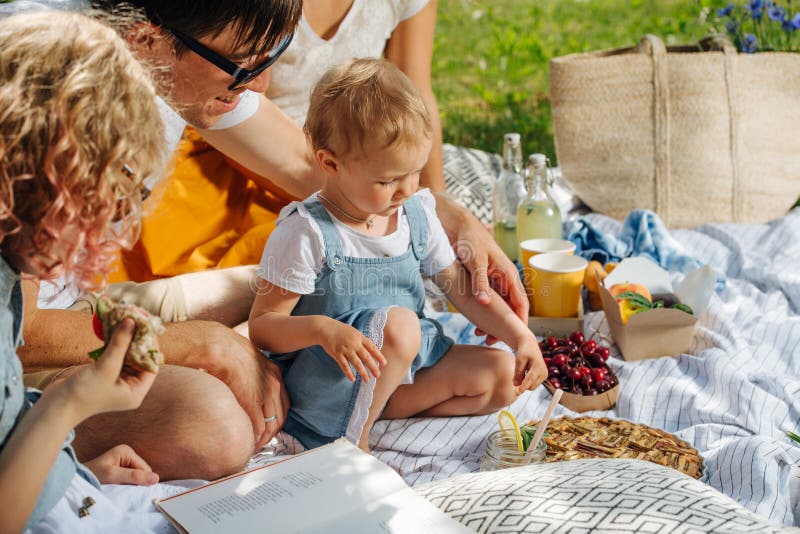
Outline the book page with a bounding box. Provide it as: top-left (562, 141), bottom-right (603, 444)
top-left (156, 439), bottom-right (471, 533)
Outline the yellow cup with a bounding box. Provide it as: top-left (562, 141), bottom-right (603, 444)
top-left (519, 239), bottom-right (576, 314)
top-left (528, 252), bottom-right (587, 318)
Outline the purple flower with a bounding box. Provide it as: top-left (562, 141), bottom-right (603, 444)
top-left (747, 0), bottom-right (765, 20)
top-left (793, 12), bottom-right (800, 29)
top-left (726, 19), bottom-right (740, 34)
top-left (742, 33), bottom-right (759, 52)
top-left (718, 3), bottom-right (735, 17)
top-left (768, 5), bottom-right (786, 21)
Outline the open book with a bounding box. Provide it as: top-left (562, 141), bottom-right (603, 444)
top-left (155, 439), bottom-right (473, 533)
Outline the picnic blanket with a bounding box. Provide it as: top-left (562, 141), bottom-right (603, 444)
top-left (29, 208), bottom-right (800, 532)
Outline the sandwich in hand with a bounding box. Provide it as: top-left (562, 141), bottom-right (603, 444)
top-left (89, 295), bottom-right (165, 373)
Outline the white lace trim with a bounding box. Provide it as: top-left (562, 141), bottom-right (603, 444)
top-left (345, 305), bottom-right (394, 445)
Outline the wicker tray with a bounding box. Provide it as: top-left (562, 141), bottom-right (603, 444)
top-left (527, 416), bottom-right (703, 479)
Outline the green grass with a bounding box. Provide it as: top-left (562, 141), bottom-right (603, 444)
top-left (432, 0), bottom-right (715, 160)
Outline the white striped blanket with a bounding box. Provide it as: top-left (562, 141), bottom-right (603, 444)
top-left (372, 208), bottom-right (800, 526)
top-left (37, 209), bottom-right (799, 532)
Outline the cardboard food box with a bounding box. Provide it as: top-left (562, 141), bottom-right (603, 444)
top-left (528, 296), bottom-right (584, 339)
top-left (599, 257), bottom-right (715, 361)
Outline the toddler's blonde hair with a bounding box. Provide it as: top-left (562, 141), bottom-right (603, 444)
top-left (304, 58), bottom-right (433, 158)
top-left (0, 11), bottom-right (165, 289)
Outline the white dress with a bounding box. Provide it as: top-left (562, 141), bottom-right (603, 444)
top-left (267, 0), bottom-right (429, 126)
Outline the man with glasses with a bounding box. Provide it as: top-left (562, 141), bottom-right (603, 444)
top-left (19, 0), bottom-right (530, 481)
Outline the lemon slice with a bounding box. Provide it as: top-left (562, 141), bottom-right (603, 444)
top-left (497, 409), bottom-right (524, 453)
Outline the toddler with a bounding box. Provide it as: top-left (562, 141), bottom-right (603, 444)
top-left (249, 58), bottom-right (546, 451)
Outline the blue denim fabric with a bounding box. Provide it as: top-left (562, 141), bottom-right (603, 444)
top-left (275, 196), bottom-right (453, 449)
top-left (0, 256), bottom-right (99, 529)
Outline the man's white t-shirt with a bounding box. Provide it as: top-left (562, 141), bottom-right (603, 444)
top-left (38, 92), bottom-right (260, 309)
top-left (258, 188), bottom-right (456, 295)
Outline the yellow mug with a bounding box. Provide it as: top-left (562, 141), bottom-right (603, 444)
top-left (519, 239), bottom-right (576, 313)
top-left (528, 252), bottom-right (587, 318)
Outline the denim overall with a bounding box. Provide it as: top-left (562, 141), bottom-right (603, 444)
top-left (275, 195), bottom-right (454, 449)
top-left (0, 256), bottom-right (99, 530)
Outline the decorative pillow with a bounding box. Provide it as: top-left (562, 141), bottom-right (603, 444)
top-left (416, 459), bottom-right (788, 533)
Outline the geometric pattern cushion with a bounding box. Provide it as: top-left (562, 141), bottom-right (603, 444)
top-left (415, 459), bottom-right (790, 533)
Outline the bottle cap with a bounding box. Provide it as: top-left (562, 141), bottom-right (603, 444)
top-left (504, 133), bottom-right (521, 145)
top-left (529, 153), bottom-right (547, 167)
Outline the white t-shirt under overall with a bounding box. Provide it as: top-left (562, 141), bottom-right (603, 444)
top-left (258, 189), bottom-right (455, 294)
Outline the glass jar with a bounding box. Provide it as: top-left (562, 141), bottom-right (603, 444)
top-left (479, 430), bottom-right (547, 472)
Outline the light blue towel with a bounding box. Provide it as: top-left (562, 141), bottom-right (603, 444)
top-left (564, 209), bottom-right (725, 287)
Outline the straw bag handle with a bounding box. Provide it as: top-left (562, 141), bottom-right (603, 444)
top-left (635, 34), bottom-right (741, 224)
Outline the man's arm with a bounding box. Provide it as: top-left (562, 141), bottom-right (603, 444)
top-left (385, 0), bottom-right (445, 192)
top-left (20, 279), bottom-right (287, 447)
top-left (197, 94), bottom-right (323, 200)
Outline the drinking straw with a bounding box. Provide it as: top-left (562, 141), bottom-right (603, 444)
top-left (525, 389), bottom-right (563, 459)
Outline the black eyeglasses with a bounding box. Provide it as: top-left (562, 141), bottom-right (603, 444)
top-left (169, 29), bottom-right (294, 91)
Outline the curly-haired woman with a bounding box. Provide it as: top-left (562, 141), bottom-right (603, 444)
top-left (0, 10), bottom-right (167, 532)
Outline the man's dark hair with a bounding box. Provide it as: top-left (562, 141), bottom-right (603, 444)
top-left (92, 0), bottom-right (302, 57)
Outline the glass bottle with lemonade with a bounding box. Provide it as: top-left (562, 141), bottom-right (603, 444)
top-left (516, 153), bottom-right (562, 261)
top-left (492, 133), bottom-right (526, 262)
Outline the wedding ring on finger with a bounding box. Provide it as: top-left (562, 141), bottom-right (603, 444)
top-left (263, 415), bottom-right (277, 423)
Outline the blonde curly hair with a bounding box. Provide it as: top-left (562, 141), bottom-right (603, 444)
top-left (0, 10), bottom-right (165, 290)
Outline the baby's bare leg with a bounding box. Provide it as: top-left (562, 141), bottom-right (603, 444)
top-left (358, 307), bottom-right (421, 451)
top-left (382, 345), bottom-right (517, 419)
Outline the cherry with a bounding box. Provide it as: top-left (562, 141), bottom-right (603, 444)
top-left (547, 365), bottom-right (561, 377)
top-left (548, 378), bottom-right (562, 390)
top-left (596, 346), bottom-right (610, 361)
top-left (551, 354), bottom-right (569, 367)
top-left (569, 331), bottom-right (585, 345)
top-left (584, 388), bottom-right (599, 396)
top-left (543, 357), bottom-right (552, 367)
top-left (586, 354), bottom-right (603, 368)
top-left (545, 336), bottom-right (559, 350)
top-left (580, 340), bottom-right (597, 356)
top-left (581, 375), bottom-right (594, 388)
top-left (591, 368), bottom-right (607, 382)
top-left (595, 379), bottom-right (611, 392)
top-left (568, 368), bottom-right (583, 382)
top-left (570, 384), bottom-right (582, 395)
top-left (578, 366), bottom-right (591, 377)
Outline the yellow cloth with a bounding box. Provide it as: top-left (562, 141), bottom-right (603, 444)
top-left (110, 129), bottom-right (296, 282)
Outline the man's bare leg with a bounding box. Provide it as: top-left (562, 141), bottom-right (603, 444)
top-left (68, 365), bottom-right (255, 481)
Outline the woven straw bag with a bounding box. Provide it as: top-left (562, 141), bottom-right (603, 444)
top-left (550, 34), bottom-right (800, 227)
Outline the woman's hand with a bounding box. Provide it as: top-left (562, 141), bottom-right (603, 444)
top-left (49, 318), bottom-right (156, 424)
top-left (319, 319), bottom-right (386, 382)
top-left (83, 444), bottom-right (159, 486)
top-left (512, 336), bottom-right (547, 393)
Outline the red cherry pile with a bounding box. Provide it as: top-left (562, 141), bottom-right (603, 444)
top-left (541, 331), bottom-right (618, 396)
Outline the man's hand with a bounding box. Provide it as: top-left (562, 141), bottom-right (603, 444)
top-left (200, 324), bottom-right (289, 449)
top-left (83, 444), bottom-right (159, 485)
top-left (435, 193), bottom-right (529, 342)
